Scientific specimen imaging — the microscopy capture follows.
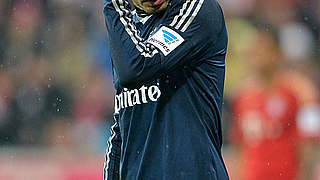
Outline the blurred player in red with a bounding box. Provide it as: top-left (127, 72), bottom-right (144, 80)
top-left (229, 30), bottom-right (320, 180)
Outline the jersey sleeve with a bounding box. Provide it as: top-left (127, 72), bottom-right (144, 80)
top-left (104, 114), bottom-right (121, 180)
top-left (103, 0), bottom-right (227, 88)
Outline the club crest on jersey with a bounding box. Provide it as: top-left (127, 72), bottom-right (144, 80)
top-left (147, 26), bottom-right (184, 56)
top-left (114, 84), bottom-right (161, 113)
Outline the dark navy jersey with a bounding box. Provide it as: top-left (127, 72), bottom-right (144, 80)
top-left (103, 0), bottom-right (229, 179)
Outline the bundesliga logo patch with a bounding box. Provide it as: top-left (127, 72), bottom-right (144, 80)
top-left (147, 26), bottom-right (184, 56)
top-left (162, 29), bottom-right (178, 44)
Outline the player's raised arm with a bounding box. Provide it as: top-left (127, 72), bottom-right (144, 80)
top-left (103, 0), bottom-right (227, 88)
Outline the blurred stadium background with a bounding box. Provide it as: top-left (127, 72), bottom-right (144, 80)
top-left (0, 0), bottom-right (319, 179)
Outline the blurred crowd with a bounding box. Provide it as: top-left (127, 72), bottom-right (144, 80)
top-left (0, 0), bottom-right (114, 151)
top-left (0, 0), bottom-right (319, 179)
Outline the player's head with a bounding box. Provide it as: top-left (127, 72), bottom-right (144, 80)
top-left (131, 0), bottom-right (169, 14)
top-left (249, 30), bottom-right (282, 76)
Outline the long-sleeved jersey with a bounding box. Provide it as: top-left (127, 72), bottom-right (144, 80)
top-left (103, 0), bottom-right (229, 179)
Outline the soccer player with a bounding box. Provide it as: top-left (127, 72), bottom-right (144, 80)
top-left (103, 0), bottom-right (229, 178)
top-left (229, 31), bottom-right (320, 180)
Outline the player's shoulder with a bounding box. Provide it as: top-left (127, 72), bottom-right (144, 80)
top-left (170, 0), bottom-right (222, 13)
top-left (280, 71), bottom-right (319, 104)
top-left (167, 0), bottom-right (224, 29)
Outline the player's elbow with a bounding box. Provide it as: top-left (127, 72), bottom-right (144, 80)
top-left (116, 69), bottom-right (141, 88)
top-left (115, 56), bottom-right (160, 88)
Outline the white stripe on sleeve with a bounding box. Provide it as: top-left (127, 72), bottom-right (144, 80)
top-left (104, 122), bottom-right (117, 180)
top-left (169, 0), bottom-right (191, 27)
top-left (181, 0), bottom-right (204, 32)
top-left (174, 0), bottom-right (198, 30)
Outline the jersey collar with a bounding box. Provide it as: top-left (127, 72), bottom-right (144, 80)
top-left (132, 9), bottom-right (153, 24)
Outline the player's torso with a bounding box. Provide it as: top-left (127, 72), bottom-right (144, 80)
top-left (112, 54), bottom-right (227, 178)
top-left (234, 80), bottom-right (299, 180)
top-left (114, 67), bottom-right (227, 179)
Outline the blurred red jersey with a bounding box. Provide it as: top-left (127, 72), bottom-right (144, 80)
top-left (231, 78), bottom-right (300, 180)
